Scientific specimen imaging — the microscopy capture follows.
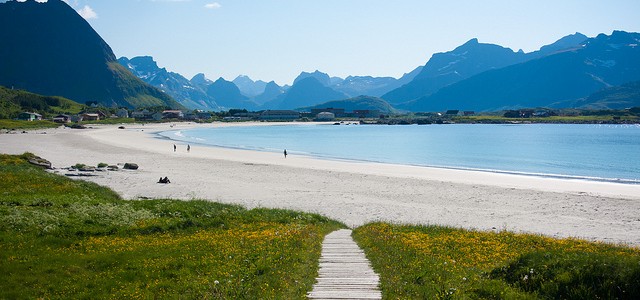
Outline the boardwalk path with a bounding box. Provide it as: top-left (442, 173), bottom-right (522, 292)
top-left (308, 229), bottom-right (382, 300)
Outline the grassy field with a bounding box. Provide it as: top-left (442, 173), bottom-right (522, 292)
top-left (0, 119), bottom-right (61, 130)
top-left (452, 115), bottom-right (640, 124)
top-left (0, 153), bottom-right (343, 299)
top-left (353, 223), bottom-right (640, 299)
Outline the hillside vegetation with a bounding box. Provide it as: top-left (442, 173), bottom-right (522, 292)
top-left (303, 95), bottom-right (399, 114)
top-left (0, 86), bottom-right (84, 119)
top-left (576, 80), bottom-right (640, 109)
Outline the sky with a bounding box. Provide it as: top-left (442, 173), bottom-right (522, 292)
top-left (25, 0), bottom-right (640, 85)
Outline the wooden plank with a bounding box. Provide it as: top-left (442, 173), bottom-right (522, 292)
top-left (308, 229), bottom-right (382, 300)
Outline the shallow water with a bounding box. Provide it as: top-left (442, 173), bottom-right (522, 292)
top-left (160, 123), bottom-right (640, 183)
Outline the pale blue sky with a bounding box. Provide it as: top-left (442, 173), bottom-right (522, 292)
top-left (55, 1), bottom-right (640, 84)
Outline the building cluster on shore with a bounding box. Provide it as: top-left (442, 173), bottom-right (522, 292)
top-left (16, 108), bottom-right (213, 123)
top-left (223, 108), bottom-right (384, 122)
top-left (15, 106), bottom-right (386, 123)
top-left (15, 105), bottom-right (639, 125)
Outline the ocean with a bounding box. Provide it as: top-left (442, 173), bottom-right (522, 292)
top-left (159, 123), bottom-right (640, 183)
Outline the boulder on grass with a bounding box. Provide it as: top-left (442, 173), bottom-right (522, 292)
top-left (25, 154), bottom-right (52, 169)
top-left (123, 163), bottom-right (138, 170)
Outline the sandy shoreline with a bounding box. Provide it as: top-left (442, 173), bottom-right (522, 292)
top-left (1, 122), bottom-right (640, 246)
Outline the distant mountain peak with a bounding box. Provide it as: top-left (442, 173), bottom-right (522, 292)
top-left (537, 32), bottom-right (588, 55)
top-left (294, 70), bottom-right (331, 86)
top-left (464, 38), bottom-right (479, 45)
top-left (265, 80), bottom-right (281, 88)
top-left (128, 56), bottom-right (162, 72)
top-left (267, 75), bottom-right (348, 109)
top-left (233, 74), bottom-right (267, 97)
top-left (191, 73), bottom-right (211, 83)
top-left (118, 56), bottom-right (219, 110)
top-left (206, 76), bottom-right (255, 110)
top-left (252, 80), bottom-right (284, 105)
top-left (295, 76), bottom-right (324, 86)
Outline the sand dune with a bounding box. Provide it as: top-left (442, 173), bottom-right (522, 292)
top-left (1, 122), bottom-right (639, 246)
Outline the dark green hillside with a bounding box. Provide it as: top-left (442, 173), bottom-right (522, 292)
top-left (574, 80), bottom-right (640, 109)
top-left (0, 86), bottom-right (84, 119)
top-left (0, 0), bottom-right (181, 109)
top-left (303, 96), bottom-right (398, 114)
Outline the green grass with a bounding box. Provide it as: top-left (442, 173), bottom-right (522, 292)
top-left (353, 223), bottom-right (640, 299)
top-left (453, 115), bottom-right (640, 124)
top-left (0, 119), bottom-right (61, 130)
top-left (0, 153), bottom-right (343, 299)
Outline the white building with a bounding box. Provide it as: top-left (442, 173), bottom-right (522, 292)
top-left (316, 112), bottom-right (335, 121)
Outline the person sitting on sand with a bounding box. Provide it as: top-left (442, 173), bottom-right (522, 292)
top-left (158, 177), bottom-right (171, 184)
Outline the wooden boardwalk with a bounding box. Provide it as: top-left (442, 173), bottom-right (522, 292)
top-left (308, 229), bottom-right (382, 300)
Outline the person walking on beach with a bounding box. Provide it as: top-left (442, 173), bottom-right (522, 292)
top-left (187, 144), bottom-right (191, 152)
top-left (284, 149), bottom-right (287, 158)
top-left (173, 144), bottom-right (176, 152)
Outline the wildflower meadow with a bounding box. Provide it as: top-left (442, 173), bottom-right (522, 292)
top-left (0, 153), bottom-right (342, 299)
top-left (353, 223), bottom-right (640, 299)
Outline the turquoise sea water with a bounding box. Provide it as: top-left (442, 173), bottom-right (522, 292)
top-left (159, 124), bottom-right (640, 183)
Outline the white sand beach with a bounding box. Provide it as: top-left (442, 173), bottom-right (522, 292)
top-left (1, 122), bottom-right (639, 246)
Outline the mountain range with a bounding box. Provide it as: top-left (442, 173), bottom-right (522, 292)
top-left (1, 0), bottom-right (638, 113)
top-left (264, 76), bottom-right (349, 109)
top-left (382, 33), bottom-right (589, 105)
top-left (121, 31), bottom-right (638, 113)
top-left (0, 0), bottom-right (180, 109)
top-left (233, 75), bottom-right (268, 98)
top-left (118, 56), bottom-right (217, 110)
top-left (403, 31), bottom-right (640, 112)
top-left (289, 69), bottom-right (422, 99)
